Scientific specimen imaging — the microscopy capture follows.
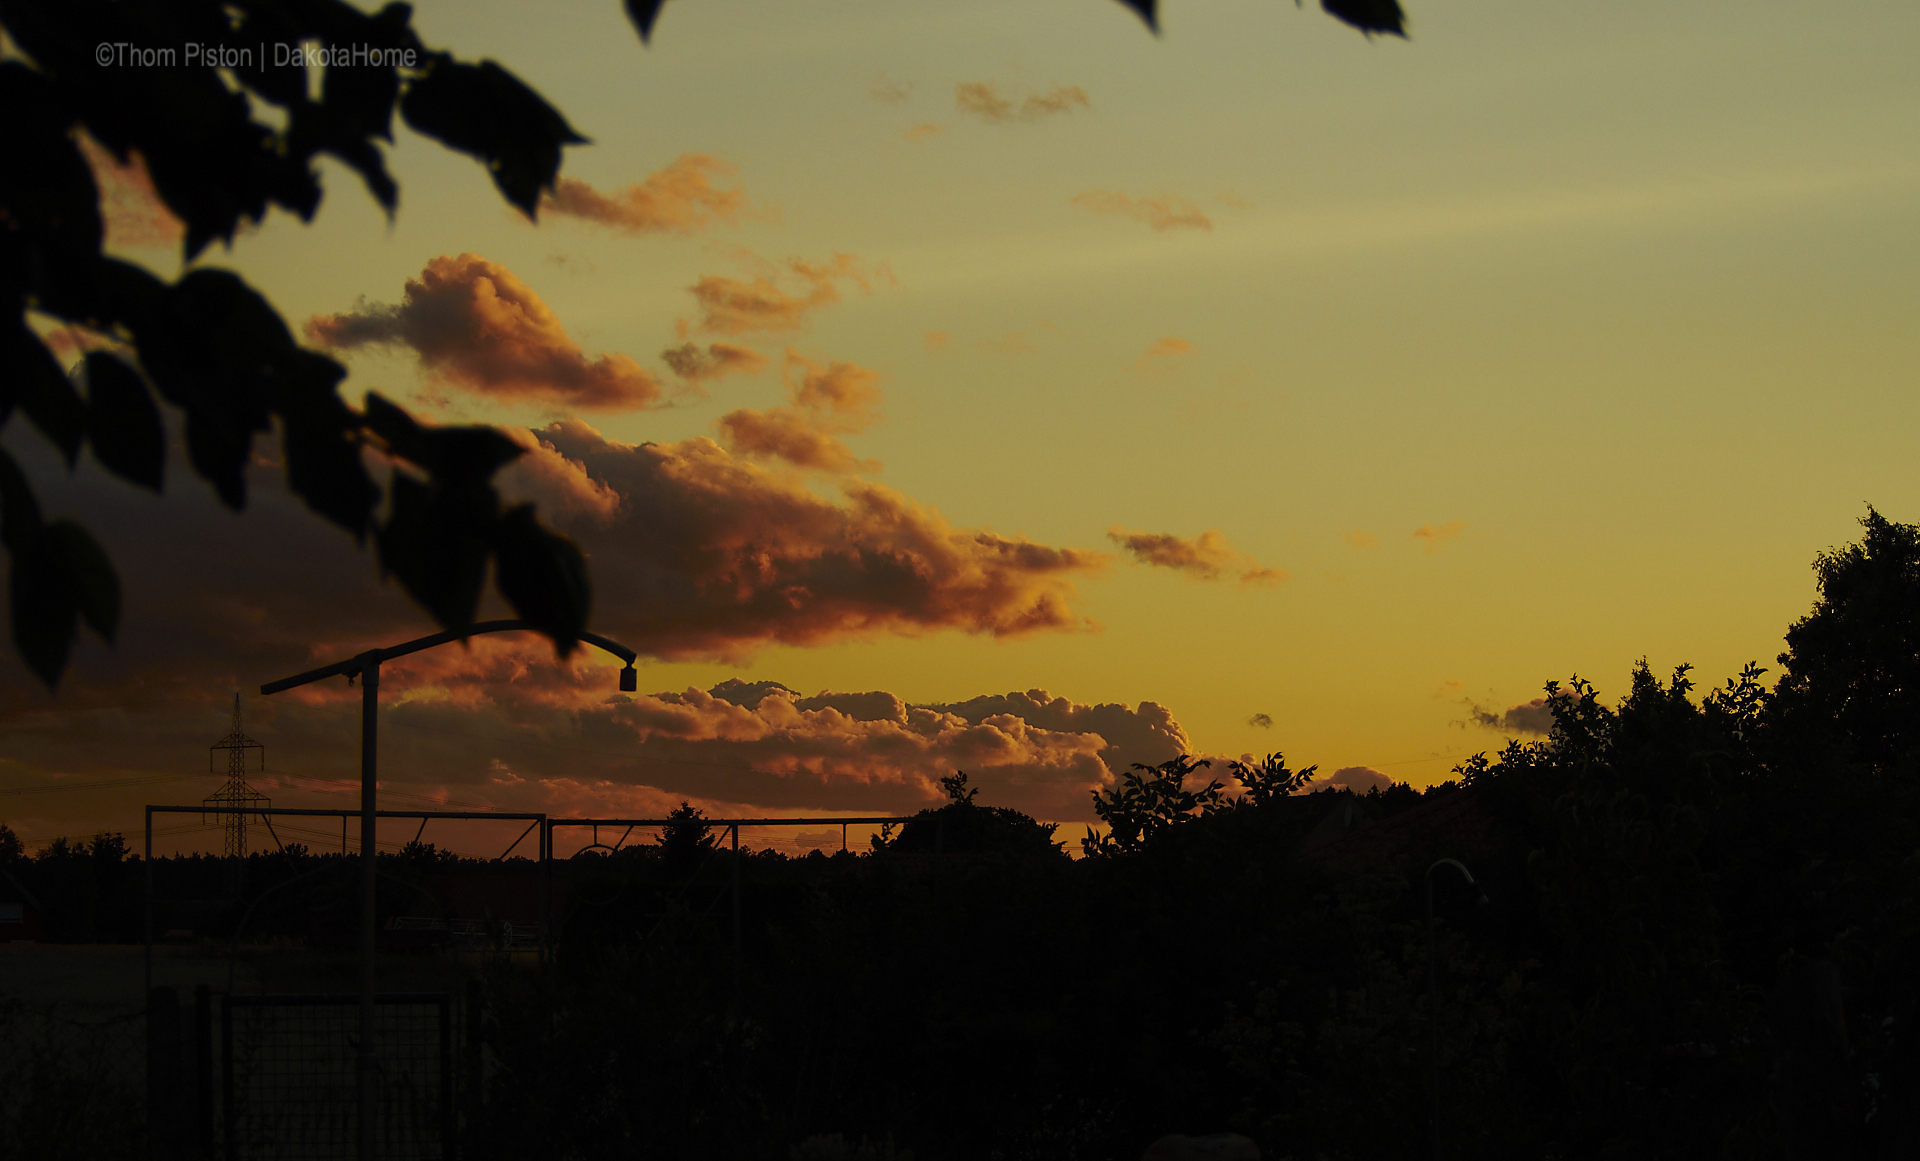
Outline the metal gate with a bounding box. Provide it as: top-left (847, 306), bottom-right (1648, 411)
top-left (222, 993), bottom-right (455, 1161)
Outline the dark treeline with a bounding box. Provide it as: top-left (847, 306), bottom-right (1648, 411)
top-left (4, 508), bottom-right (1919, 1159)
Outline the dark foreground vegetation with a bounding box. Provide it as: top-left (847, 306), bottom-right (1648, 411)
top-left (6, 508), bottom-right (1920, 1160)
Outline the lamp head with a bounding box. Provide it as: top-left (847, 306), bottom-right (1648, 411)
top-left (619, 666), bottom-right (637, 692)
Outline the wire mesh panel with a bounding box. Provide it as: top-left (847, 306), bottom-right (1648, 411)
top-left (0, 999), bottom-right (147, 1157)
top-left (223, 993), bottom-right (454, 1161)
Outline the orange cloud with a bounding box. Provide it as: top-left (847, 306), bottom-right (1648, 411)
top-left (661, 341), bottom-right (768, 385)
top-left (1343, 529), bottom-right (1380, 549)
top-left (1136, 336), bottom-right (1195, 370)
top-left (540, 155), bottom-right (745, 234)
top-left (1412, 521), bottom-right (1467, 553)
top-left (1106, 526), bottom-right (1287, 587)
top-left (955, 82), bottom-right (1090, 124)
top-left (75, 131), bottom-right (184, 251)
top-left (681, 253), bottom-right (882, 336)
top-left (500, 421), bottom-right (1106, 660)
top-left (305, 253), bottom-right (665, 411)
top-left (1070, 190), bottom-right (1213, 232)
top-left (902, 123), bottom-right (945, 142)
top-left (922, 331), bottom-right (952, 352)
top-left (716, 350), bottom-right (884, 474)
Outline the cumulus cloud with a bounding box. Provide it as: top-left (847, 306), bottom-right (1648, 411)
top-left (540, 155), bottom-right (745, 234)
top-left (955, 82), bottom-right (1089, 123)
top-left (501, 421), bottom-right (1106, 661)
top-left (1413, 521), bottom-right (1467, 553)
top-left (305, 253), bottom-right (665, 411)
top-left (1248, 713), bottom-right (1274, 729)
top-left (1465, 692), bottom-right (1567, 736)
top-left (1323, 766), bottom-right (1391, 793)
top-left (76, 132), bottom-right (184, 251)
top-left (920, 689), bottom-right (1190, 785)
top-left (1070, 191), bottom-right (1213, 232)
top-left (681, 253), bottom-right (884, 336)
top-left (1106, 526), bottom-right (1287, 587)
top-left (661, 342), bottom-right (768, 385)
top-left (715, 350), bottom-right (883, 474)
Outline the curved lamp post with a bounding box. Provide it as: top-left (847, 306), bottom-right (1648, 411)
top-left (1426, 857), bottom-right (1488, 1161)
top-left (261, 619), bottom-right (637, 1161)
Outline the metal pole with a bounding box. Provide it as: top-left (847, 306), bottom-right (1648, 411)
top-left (730, 823), bottom-right (741, 1000)
top-left (143, 806), bottom-right (153, 995)
top-left (1427, 868), bottom-right (1439, 1161)
top-left (538, 816), bottom-right (549, 963)
top-left (358, 655), bottom-right (380, 1161)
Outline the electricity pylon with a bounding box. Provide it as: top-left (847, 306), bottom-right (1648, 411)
top-left (204, 693), bottom-right (268, 866)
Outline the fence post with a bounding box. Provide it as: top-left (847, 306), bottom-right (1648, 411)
top-left (147, 986), bottom-right (183, 1160)
top-left (439, 994), bottom-right (456, 1161)
top-left (464, 978), bottom-right (485, 1149)
top-left (193, 985), bottom-right (215, 1158)
top-left (221, 994), bottom-right (236, 1161)
top-left (730, 823), bottom-right (741, 1001)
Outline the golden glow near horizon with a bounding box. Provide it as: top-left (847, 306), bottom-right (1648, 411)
top-left (4, 0), bottom-right (1918, 852)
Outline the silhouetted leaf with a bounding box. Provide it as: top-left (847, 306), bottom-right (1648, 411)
top-left (376, 472), bottom-right (492, 636)
top-left (1, 316), bottom-right (87, 465)
top-left (400, 57), bottom-right (587, 217)
top-left (1323, 0), bottom-right (1406, 37)
top-left (8, 533), bottom-right (75, 687)
top-left (43, 519), bottom-right (118, 642)
top-left (0, 448), bottom-right (118, 685)
top-left (493, 504), bottom-right (589, 656)
top-left (0, 445), bottom-right (44, 547)
top-left (1112, 0), bottom-right (1158, 33)
top-left (625, 0), bottom-right (669, 42)
top-left (363, 392), bottom-right (524, 483)
top-left (277, 354), bottom-right (379, 541)
top-left (82, 352), bottom-right (165, 491)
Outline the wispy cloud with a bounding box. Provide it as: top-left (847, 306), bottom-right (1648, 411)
top-left (1071, 191), bottom-right (1213, 232)
top-left (955, 82), bottom-right (1089, 124)
top-left (871, 74), bottom-right (913, 104)
top-left (661, 342), bottom-right (768, 386)
top-left (1412, 521), bottom-right (1467, 553)
top-left (305, 254), bottom-right (664, 411)
top-left (680, 253), bottom-right (886, 336)
top-left (1107, 526), bottom-right (1287, 587)
top-left (1343, 529), bottom-right (1379, 549)
top-left (540, 155), bottom-right (746, 235)
top-left (902, 123), bottom-right (945, 142)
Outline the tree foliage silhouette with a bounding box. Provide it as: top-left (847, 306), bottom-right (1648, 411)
top-left (0, 0), bottom-right (1403, 688)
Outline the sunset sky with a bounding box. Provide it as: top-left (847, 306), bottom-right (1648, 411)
top-left (5, 0), bottom-right (1918, 857)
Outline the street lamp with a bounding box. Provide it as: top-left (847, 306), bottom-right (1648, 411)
top-left (1426, 857), bottom-right (1488, 1161)
top-left (261, 619), bottom-right (637, 1161)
